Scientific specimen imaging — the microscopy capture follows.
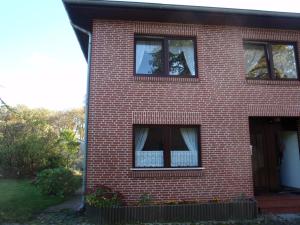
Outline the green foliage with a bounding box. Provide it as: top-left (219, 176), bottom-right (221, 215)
top-left (138, 193), bottom-right (153, 206)
top-left (0, 105), bottom-right (83, 178)
top-left (86, 186), bottom-right (124, 207)
top-left (0, 106), bottom-right (59, 177)
top-left (56, 129), bottom-right (80, 168)
top-left (0, 179), bottom-right (65, 223)
top-left (49, 108), bottom-right (85, 140)
top-left (35, 168), bottom-right (81, 197)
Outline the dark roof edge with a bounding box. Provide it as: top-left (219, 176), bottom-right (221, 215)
top-left (63, 0), bottom-right (300, 18)
top-left (62, 0), bottom-right (90, 60)
top-left (63, 0), bottom-right (300, 60)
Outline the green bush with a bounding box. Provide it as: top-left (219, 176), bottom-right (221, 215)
top-left (0, 121), bottom-right (60, 178)
top-left (86, 186), bottom-right (124, 207)
top-left (35, 168), bottom-right (81, 197)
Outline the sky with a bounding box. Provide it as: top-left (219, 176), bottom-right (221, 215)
top-left (0, 1), bottom-right (86, 110)
top-left (1, 0), bottom-right (300, 110)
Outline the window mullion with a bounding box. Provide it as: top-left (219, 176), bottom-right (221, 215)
top-left (266, 43), bottom-right (276, 79)
top-left (163, 126), bottom-right (171, 168)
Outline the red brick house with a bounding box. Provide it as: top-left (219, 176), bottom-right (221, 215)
top-left (63, 0), bottom-right (300, 208)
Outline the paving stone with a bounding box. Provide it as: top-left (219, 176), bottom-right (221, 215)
top-left (4, 211), bottom-right (300, 225)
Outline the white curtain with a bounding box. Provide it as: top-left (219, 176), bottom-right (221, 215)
top-left (180, 128), bottom-right (198, 153)
top-left (135, 127), bottom-right (149, 153)
top-left (136, 44), bottom-right (146, 73)
top-left (136, 41), bottom-right (162, 73)
top-left (136, 151), bottom-right (164, 167)
top-left (135, 127), bottom-right (163, 167)
top-left (171, 128), bottom-right (198, 167)
top-left (169, 41), bottom-right (195, 75)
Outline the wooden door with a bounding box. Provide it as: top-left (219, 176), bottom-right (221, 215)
top-left (250, 118), bottom-right (280, 194)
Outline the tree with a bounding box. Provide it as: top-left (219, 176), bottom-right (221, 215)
top-left (49, 108), bottom-right (85, 140)
top-left (56, 129), bottom-right (80, 168)
top-left (0, 105), bottom-right (84, 178)
top-left (0, 105), bottom-right (59, 177)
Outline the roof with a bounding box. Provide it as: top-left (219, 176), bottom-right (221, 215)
top-left (63, 0), bottom-right (300, 59)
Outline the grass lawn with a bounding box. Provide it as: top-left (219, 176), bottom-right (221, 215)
top-left (0, 179), bottom-right (66, 223)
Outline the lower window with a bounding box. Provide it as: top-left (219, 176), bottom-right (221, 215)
top-left (134, 125), bottom-right (200, 168)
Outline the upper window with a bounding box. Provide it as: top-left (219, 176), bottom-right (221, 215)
top-left (134, 125), bottom-right (200, 168)
top-left (243, 41), bottom-right (299, 80)
top-left (135, 36), bottom-right (196, 77)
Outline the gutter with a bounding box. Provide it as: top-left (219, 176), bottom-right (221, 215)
top-left (70, 23), bottom-right (92, 207)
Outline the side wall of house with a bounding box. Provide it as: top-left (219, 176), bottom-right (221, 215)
top-left (87, 20), bottom-right (300, 204)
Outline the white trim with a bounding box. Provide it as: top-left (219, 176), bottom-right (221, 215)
top-left (131, 167), bottom-right (205, 171)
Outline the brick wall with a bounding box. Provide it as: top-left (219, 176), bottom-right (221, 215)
top-left (87, 20), bottom-right (300, 204)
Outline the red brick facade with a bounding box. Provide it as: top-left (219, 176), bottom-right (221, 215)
top-left (87, 20), bottom-right (300, 204)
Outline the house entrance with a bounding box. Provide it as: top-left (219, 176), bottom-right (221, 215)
top-left (249, 117), bottom-right (300, 195)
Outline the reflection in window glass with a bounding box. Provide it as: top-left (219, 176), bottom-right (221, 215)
top-left (271, 44), bottom-right (297, 79)
top-left (169, 40), bottom-right (195, 76)
top-left (135, 40), bottom-right (163, 75)
top-left (244, 44), bottom-right (269, 79)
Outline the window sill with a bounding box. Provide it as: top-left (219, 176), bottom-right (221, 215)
top-left (133, 76), bottom-right (200, 83)
top-left (245, 79), bottom-right (300, 86)
top-left (131, 167), bottom-right (204, 171)
top-left (130, 167), bottom-right (205, 178)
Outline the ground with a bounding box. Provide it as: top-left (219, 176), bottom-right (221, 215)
top-left (2, 179), bottom-right (300, 225)
top-left (2, 211), bottom-right (300, 225)
top-left (0, 179), bottom-right (65, 223)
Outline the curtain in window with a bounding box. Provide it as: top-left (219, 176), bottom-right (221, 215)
top-left (136, 41), bottom-right (162, 73)
top-left (136, 43), bottom-right (146, 73)
top-left (180, 128), bottom-right (198, 153)
top-left (171, 128), bottom-right (198, 167)
top-left (169, 41), bottom-right (195, 75)
top-left (135, 127), bottom-right (163, 167)
top-left (182, 46), bottom-right (196, 76)
top-left (135, 127), bottom-right (149, 152)
top-left (136, 151), bottom-right (164, 167)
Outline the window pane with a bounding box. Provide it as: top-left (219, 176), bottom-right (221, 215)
top-left (135, 127), bottom-right (163, 167)
top-left (169, 40), bottom-right (195, 76)
top-left (271, 44), bottom-right (298, 79)
top-left (136, 40), bottom-right (163, 75)
top-left (171, 127), bottom-right (198, 167)
top-left (244, 44), bottom-right (269, 79)
top-left (143, 127), bottom-right (163, 150)
top-left (170, 127), bottom-right (188, 150)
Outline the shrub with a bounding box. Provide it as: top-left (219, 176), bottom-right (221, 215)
top-left (0, 125), bottom-right (60, 178)
top-left (86, 186), bottom-right (124, 207)
top-left (35, 167), bottom-right (81, 197)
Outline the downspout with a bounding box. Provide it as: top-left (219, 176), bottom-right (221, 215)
top-left (71, 23), bottom-right (91, 207)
